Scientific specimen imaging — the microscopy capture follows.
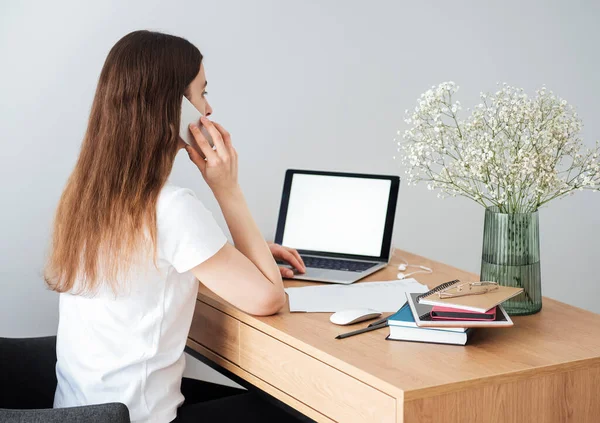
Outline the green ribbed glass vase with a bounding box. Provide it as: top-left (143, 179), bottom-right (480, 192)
top-left (480, 207), bottom-right (542, 315)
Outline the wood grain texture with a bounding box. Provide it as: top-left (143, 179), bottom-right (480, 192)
top-left (188, 249), bottom-right (600, 422)
top-left (195, 249), bottom-right (600, 400)
top-left (186, 339), bottom-right (334, 423)
top-left (239, 322), bottom-right (396, 423)
top-left (188, 301), bottom-right (239, 364)
top-left (403, 362), bottom-right (600, 423)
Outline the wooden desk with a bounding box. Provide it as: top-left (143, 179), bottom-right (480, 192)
top-left (186, 250), bottom-right (600, 423)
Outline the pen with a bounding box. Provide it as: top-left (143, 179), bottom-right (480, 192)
top-left (367, 317), bottom-right (389, 327)
top-left (335, 321), bottom-right (388, 340)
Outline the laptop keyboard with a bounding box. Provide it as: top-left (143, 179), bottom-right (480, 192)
top-left (301, 256), bottom-right (378, 273)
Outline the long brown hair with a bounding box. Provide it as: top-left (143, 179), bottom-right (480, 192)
top-left (45, 30), bottom-right (202, 294)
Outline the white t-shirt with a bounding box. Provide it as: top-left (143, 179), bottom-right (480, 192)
top-left (54, 184), bottom-right (228, 423)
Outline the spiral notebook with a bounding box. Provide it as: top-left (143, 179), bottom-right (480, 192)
top-left (417, 279), bottom-right (523, 313)
top-left (405, 291), bottom-right (514, 328)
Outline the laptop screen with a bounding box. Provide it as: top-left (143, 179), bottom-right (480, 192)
top-left (280, 172), bottom-right (393, 258)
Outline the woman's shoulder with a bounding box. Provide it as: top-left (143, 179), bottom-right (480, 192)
top-left (159, 182), bottom-right (195, 200)
top-left (157, 183), bottom-right (208, 220)
top-left (158, 182), bottom-right (195, 208)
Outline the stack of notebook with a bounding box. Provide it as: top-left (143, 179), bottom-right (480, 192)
top-left (387, 280), bottom-right (523, 346)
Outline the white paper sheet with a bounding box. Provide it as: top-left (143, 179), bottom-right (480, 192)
top-left (285, 278), bottom-right (429, 312)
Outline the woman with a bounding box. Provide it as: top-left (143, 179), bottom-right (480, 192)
top-left (45, 30), bottom-right (306, 423)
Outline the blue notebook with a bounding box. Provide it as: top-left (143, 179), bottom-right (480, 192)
top-left (387, 302), bottom-right (473, 345)
top-left (387, 325), bottom-right (473, 345)
top-left (388, 302), bottom-right (467, 333)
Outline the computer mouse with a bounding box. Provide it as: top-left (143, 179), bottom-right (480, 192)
top-left (329, 308), bottom-right (382, 326)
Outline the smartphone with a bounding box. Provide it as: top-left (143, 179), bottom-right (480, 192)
top-left (179, 96), bottom-right (214, 152)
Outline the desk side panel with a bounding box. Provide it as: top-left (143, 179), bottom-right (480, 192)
top-left (403, 362), bottom-right (600, 423)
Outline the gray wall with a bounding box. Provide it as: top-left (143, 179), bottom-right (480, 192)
top-left (2, 0), bottom-right (599, 383)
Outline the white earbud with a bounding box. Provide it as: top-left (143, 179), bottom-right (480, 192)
top-left (396, 257), bottom-right (432, 280)
top-left (397, 268), bottom-right (432, 279)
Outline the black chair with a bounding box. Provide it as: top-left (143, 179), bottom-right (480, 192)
top-left (0, 336), bottom-right (130, 423)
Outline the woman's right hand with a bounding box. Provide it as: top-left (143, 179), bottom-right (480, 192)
top-left (185, 117), bottom-right (239, 197)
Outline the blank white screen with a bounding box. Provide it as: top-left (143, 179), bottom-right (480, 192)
top-left (281, 174), bottom-right (391, 257)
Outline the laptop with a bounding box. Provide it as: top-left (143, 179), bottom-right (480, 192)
top-left (274, 169), bottom-right (400, 284)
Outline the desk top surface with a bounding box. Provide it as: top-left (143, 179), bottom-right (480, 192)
top-left (196, 249), bottom-right (600, 400)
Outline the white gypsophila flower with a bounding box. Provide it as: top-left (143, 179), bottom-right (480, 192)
top-left (397, 82), bottom-right (600, 213)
